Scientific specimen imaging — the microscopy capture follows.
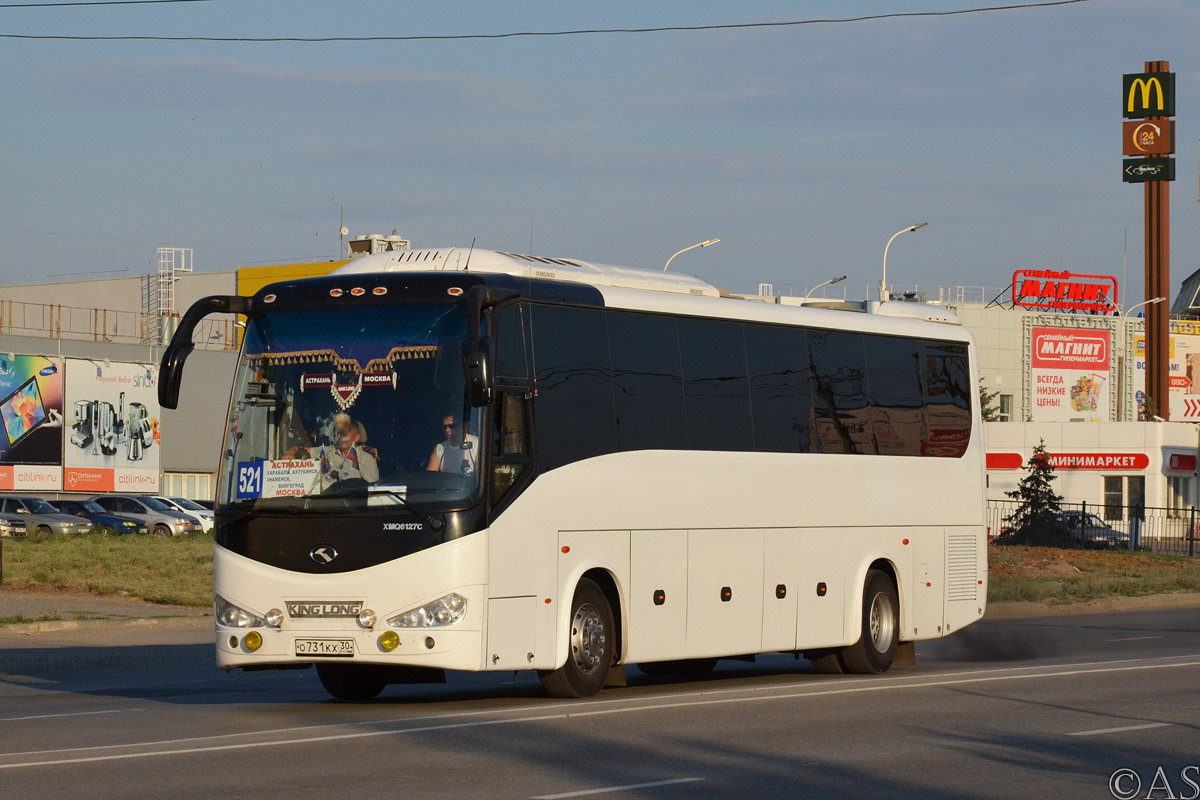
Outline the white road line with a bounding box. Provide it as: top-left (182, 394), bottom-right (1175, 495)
top-left (2, 655), bottom-right (1199, 770)
top-left (1069, 722), bottom-right (1174, 737)
top-left (531, 778), bottom-right (704, 799)
top-left (1105, 636), bottom-right (1163, 642)
top-left (0, 709), bottom-right (143, 722)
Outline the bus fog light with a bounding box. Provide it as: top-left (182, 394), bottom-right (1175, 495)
top-left (425, 637), bottom-right (435, 650)
top-left (379, 631), bottom-right (400, 651)
top-left (387, 593), bottom-right (468, 628)
top-left (264, 608), bottom-right (283, 628)
top-left (244, 631), bottom-right (263, 651)
top-left (358, 609), bottom-right (377, 628)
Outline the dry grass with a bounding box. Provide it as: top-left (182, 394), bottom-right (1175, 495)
top-left (0, 532), bottom-right (213, 607)
top-left (988, 545), bottom-right (1200, 604)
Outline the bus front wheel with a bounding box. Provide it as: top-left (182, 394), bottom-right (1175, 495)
top-left (840, 569), bottom-right (899, 674)
top-left (539, 578), bottom-right (614, 698)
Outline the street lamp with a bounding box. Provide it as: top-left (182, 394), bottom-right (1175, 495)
top-left (663, 238), bottom-right (721, 271)
top-left (804, 274), bottom-right (847, 300)
top-left (1125, 297), bottom-right (1166, 316)
top-left (880, 222), bottom-right (928, 301)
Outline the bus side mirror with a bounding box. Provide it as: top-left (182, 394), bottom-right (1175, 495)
top-left (159, 295), bottom-right (253, 409)
top-left (463, 337), bottom-right (495, 407)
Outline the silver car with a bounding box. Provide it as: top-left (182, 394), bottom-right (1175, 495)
top-left (154, 496), bottom-right (215, 533)
top-left (0, 496), bottom-right (92, 536)
top-left (0, 511), bottom-right (27, 537)
top-left (89, 494), bottom-right (204, 537)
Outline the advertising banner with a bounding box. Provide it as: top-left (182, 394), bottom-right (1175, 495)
top-left (0, 354), bottom-right (64, 491)
top-left (1135, 330), bottom-right (1200, 421)
top-left (63, 359), bottom-right (160, 493)
top-left (1030, 326), bottom-right (1111, 422)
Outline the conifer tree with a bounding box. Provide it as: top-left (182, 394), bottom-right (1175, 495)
top-left (1000, 439), bottom-right (1070, 546)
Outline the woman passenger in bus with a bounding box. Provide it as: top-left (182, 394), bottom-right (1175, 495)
top-left (316, 412), bottom-right (380, 490)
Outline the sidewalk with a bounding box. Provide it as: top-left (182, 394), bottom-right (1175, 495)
top-left (0, 587), bottom-right (211, 635)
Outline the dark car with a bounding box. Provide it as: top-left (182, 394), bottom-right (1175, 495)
top-left (1056, 510), bottom-right (1129, 548)
top-left (49, 499), bottom-right (148, 536)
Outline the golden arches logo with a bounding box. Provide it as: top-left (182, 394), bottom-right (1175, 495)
top-left (1127, 77), bottom-right (1165, 114)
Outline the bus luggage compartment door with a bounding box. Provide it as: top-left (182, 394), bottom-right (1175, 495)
top-left (486, 596), bottom-right (537, 670)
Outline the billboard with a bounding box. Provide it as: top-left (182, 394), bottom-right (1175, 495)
top-left (1134, 330), bottom-right (1200, 421)
top-left (0, 354), bottom-right (64, 491)
top-left (63, 359), bottom-right (160, 493)
top-left (1030, 326), bottom-right (1111, 422)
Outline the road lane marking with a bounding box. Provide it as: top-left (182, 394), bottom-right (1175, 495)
top-left (531, 778), bottom-right (704, 799)
top-left (1105, 636), bottom-right (1162, 642)
top-left (0, 709), bottom-right (143, 722)
top-left (1069, 722), bottom-right (1174, 737)
top-left (2, 654), bottom-right (1199, 770)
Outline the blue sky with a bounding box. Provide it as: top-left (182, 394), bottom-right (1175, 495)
top-left (1, 0), bottom-right (1198, 304)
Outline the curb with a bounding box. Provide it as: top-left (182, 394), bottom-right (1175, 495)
top-left (986, 591), bottom-right (1200, 619)
top-left (0, 614), bottom-right (213, 636)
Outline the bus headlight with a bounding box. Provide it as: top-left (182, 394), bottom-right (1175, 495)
top-left (215, 595), bottom-right (265, 628)
top-left (387, 593), bottom-right (467, 628)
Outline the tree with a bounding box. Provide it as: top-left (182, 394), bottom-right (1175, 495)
top-left (998, 439), bottom-right (1071, 547)
top-left (979, 382), bottom-right (1001, 422)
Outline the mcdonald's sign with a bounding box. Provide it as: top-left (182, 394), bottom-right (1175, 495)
top-left (1123, 72), bottom-right (1175, 118)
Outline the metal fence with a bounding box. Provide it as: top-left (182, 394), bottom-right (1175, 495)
top-left (987, 499), bottom-right (1200, 557)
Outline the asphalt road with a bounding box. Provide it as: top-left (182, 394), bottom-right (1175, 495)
top-left (1, 608), bottom-right (1198, 800)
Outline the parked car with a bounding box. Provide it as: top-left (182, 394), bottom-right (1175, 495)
top-left (88, 494), bottom-right (204, 537)
top-left (49, 499), bottom-right (148, 536)
top-left (154, 496), bottom-right (214, 533)
top-left (1056, 510), bottom-right (1129, 548)
top-left (0, 496), bottom-right (93, 536)
top-left (0, 511), bottom-right (27, 537)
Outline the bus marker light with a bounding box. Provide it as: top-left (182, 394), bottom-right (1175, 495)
top-left (561, 546), bottom-right (570, 554)
top-left (775, 584), bottom-right (787, 599)
top-left (265, 608), bottom-right (283, 628)
top-left (379, 631), bottom-right (400, 652)
top-left (653, 590), bottom-right (666, 605)
top-left (721, 587), bottom-right (732, 602)
top-left (544, 598), bottom-right (552, 604)
top-left (244, 631), bottom-right (263, 652)
top-left (902, 538), bottom-right (910, 545)
top-left (926, 582), bottom-right (932, 588)
top-left (358, 609), bottom-right (378, 629)
top-left (817, 583), bottom-right (827, 596)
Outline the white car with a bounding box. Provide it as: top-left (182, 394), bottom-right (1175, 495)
top-left (155, 496), bottom-right (214, 533)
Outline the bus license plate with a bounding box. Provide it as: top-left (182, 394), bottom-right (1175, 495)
top-left (295, 638), bottom-right (355, 657)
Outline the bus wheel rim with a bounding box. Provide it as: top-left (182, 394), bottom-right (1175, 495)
top-left (869, 592), bottom-right (895, 653)
top-left (570, 603), bottom-right (606, 675)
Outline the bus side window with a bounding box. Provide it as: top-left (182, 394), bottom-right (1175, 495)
top-left (492, 392), bottom-right (531, 504)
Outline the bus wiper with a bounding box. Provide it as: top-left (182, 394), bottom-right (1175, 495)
top-left (322, 484), bottom-right (445, 532)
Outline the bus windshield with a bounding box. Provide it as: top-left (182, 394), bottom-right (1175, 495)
top-left (219, 302), bottom-right (483, 513)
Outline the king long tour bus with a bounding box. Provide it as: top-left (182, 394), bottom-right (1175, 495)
top-left (160, 247), bottom-right (987, 700)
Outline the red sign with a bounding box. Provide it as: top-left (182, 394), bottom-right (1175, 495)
top-left (1171, 375), bottom-right (1191, 389)
top-left (1168, 454), bottom-right (1197, 472)
top-left (1012, 269), bottom-right (1118, 312)
top-left (64, 467), bottom-right (114, 493)
top-left (987, 452), bottom-right (1149, 470)
top-left (1031, 327), bottom-right (1110, 369)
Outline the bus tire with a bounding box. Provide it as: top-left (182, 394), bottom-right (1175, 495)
top-left (539, 578), bottom-right (614, 698)
top-left (840, 569), bottom-right (899, 674)
top-left (316, 663), bottom-right (388, 701)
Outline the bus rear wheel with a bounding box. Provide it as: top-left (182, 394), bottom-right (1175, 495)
top-left (840, 569), bottom-right (899, 674)
top-left (316, 663), bottom-right (388, 701)
top-left (539, 578), bottom-right (614, 698)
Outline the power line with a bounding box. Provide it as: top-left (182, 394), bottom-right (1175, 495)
top-left (0, 0), bottom-right (1095, 41)
top-left (0, 0), bottom-right (214, 7)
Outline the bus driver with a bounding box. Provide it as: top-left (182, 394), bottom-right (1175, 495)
top-left (426, 411), bottom-right (478, 475)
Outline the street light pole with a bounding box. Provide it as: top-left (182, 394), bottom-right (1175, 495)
top-left (881, 222), bottom-right (928, 301)
top-left (664, 238), bottom-right (721, 271)
top-left (804, 274), bottom-right (847, 300)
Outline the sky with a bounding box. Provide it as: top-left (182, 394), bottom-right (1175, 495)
top-left (1, 0), bottom-right (1198, 306)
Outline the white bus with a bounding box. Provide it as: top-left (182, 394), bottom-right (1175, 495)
top-left (160, 247), bottom-right (987, 700)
